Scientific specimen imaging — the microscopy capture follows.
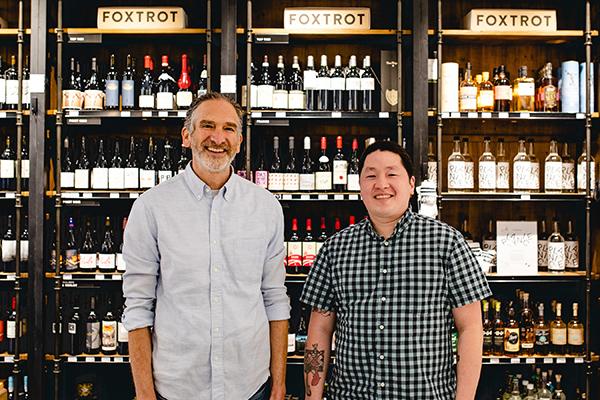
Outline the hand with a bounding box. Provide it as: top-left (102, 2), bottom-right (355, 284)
top-left (269, 382), bottom-right (286, 400)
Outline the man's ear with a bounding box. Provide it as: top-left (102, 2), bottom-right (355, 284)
top-left (181, 126), bottom-right (191, 148)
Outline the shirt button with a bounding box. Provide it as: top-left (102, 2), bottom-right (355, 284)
top-left (197, 195), bottom-right (202, 200)
top-left (381, 297), bottom-right (387, 302)
top-left (383, 241), bottom-right (389, 246)
top-left (380, 382), bottom-right (386, 388)
top-left (379, 324), bottom-right (384, 330)
top-left (382, 269), bottom-right (388, 274)
top-left (379, 354), bottom-right (385, 360)
top-left (215, 328), bottom-right (220, 333)
top-left (213, 296), bottom-right (220, 303)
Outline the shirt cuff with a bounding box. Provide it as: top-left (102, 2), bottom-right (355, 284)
top-left (122, 305), bottom-right (155, 331)
top-left (265, 303), bottom-right (291, 321)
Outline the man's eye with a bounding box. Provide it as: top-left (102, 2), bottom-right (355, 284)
top-left (201, 123), bottom-right (213, 129)
top-left (388, 173), bottom-right (398, 177)
top-left (366, 175), bottom-right (376, 179)
top-left (225, 127), bottom-right (236, 132)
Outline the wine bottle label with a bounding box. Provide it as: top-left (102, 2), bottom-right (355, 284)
top-left (118, 322), bottom-right (129, 343)
top-left (347, 174), bottom-right (360, 191)
top-left (482, 239), bottom-right (496, 252)
top-left (121, 80), bottom-right (135, 108)
top-left (513, 161), bottom-right (531, 191)
top-left (494, 85), bottom-right (512, 101)
top-left (535, 328), bottom-right (550, 345)
top-left (5, 80), bottom-right (18, 105)
top-left (21, 159), bottom-right (29, 179)
top-left (250, 85), bottom-right (258, 108)
top-left (0, 160), bottom-right (15, 178)
top-left (545, 161), bottom-right (563, 191)
top-left (287, 333), bottom-right (296, 353)
top-left (156, 92), bottom-right (174, 110)
top-left (577, 161), bottom-right (595, 191)
top-left (478, 161), bottom-right (496, 190)
top-left (116, 253), bottom-right (126, 271)
top-left (139, 94), bottom-right (155, 109)
top-left (108, 168), bottom-right (125, 190)
top-left (304, 70), bottom-right (318, 90)
top-left (62, 90), bottom-right (84, 110)
top-left (158, 170), bottom-right (173, 184)
top-left (551, 327), bottom-right (567, 345)
top-left (562, 162), bottom-right (575, 190)
top-left (287, 242), bottom-right (302, 267)
top-left (139, 169), bottom-right (156, 188)
top-left (360, 77), bottom-right (375, 91)
top-left (464, 161), bottom-right (474, 190)
top-left (316, 76), bottom-right (331, 90)
top-left (64, 249), bottom-right (79, 271)
top-left (288, 91), bottom-right (305, 110)
top-left (83, 90), bottom-right (105, 110)
top-left (257, 85), bottom-right (274, 108)
top-left (567, 327), bottom-right (584, 345)
top-left (543, 86), bottom-right (558, 109)
top-left (333, 160), bottom-right (348, 185)
top-left (504, 328), bottom-right (520, 352)
top-left (68, 322), bottom-right (77, 335)
top-left (346, 77), bottom-right (361, 91)
top-left (564, 241), bottom-right (579, 269)
top-left (254, 170), bottom-right (268, 189)
top-left (86, 322), bottom-right (100, 349)
top-left (521, 341), bottom-right (534, 349)
top-left (299, 174), bottom-right (315, 191)
top-left (330, 77), bottom-right (345, 90)
top-left (0, 78), bottom-right (5, 103)
top-left (1, 240), bottom-right (16, 262)
top-left (273, 90), bottom-right (289, 109)
top-left (315, 171), bottom-right (332, 191)
top-left (124, 168), bottom-right (140, 189)
top-left (483, 328), bottom-right (493, 348)
top-left (268, 172), bottom-right (284, 191)
top-left (302, 241), bottom-right (317, 267)
top-left (74, 169), bottom-right (89, 188)
top-left (6, 321), bottom-right (16, 339)
top-left (98, 253), bottom-right (116, 270)
top-left (447, 161), bottom-right (466, 190)
top-left (283, 242), bottom-right (287, 267)
top-left (538, 240), bottom-right (548, 267)
top-left (548, 242), bottom-right (566, 271)
top-left (296, 334), bottom-right (307, 352)
top-left (105, 80), bottom-right (119, 107)
top-left (79, 253), bottom-right (97, 270)
top-left (530, 162), bottom-right (540, 190)
top-left (91, 167), bottom-right (109, 189)
top-left (61, 171), bottom-right (75, 188)
top-left (517, 82), bottom-right (535, 97)
top-left (23, 80), bottom-right (30, 105)
top-left (427, 161), bottom-right (438, 185)
top-left (20, 240), bottom-right (28, 261)
top-left (176, 91), bottom-right (193, 108)
top-left (496, 162), bottom-right (510, 189)
top-left (478, 90), bottom-right (494, 109)
top-left (459, 86), bottom-right (477, 111)
top-left (283, 173), bottom-right (300, 191)
top-left (102, 321), bottom-right (117, 350)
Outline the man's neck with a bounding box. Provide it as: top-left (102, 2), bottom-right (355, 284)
top-left (191, 159), bottom-right (231, 190)
top-left (369, 210), bottom-right (408, 239)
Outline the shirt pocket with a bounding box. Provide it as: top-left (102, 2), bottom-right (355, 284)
top-left (223, 238), bottom-right (266, 284)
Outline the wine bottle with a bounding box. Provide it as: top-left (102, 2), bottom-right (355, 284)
top-left (273, 55), bottom-right (288, 109)
top-left (124, 137), bottom-right (140, 189)
top-left (74, 136), bottom-right (90, 189)
top-left (52, 306), bottom-right (63, 354)
top-left (20, 215), bottom-right (29, 265)
top-left (158, 140), bottom-right (173, 184)
top-left (121, 54), bottom-right (135, 109)
top-left (478, 137), bottom-right (496, 192)
top-left (295, 307), bottom-right (308, 354)
top-left (283, 137), bottom-right (299, 191)
top-left (140, 138), bottom-right (157, 188)
top-left (304, 55), bottom-right (317, 111)
top-left (564, 220), bottom-right (579, 271)
top-left (257, 55), bottom-right (274, 109)
top-left (67, 302), bottom-right (81, 355)
top-left (84, 57), bottom-right (104, 110)
top-left (0, 136), bottom-right (15, 190)
top-left (315, 137), bottom-right (332, 191)
top-left (302, 218), bottom-right (316, 274)
top-left (0, 57), bottom-right (5, 109)
top-left (79, 220), bottom-right (97, 271)
top-left (267, 136), bottom-right (284, 191)
top-left (105, 54), bottom-right (119, 109)
top-left (108, 140), bottom-right (124, 190)
top-left (287, 217), bottom-right (302, 274)
top-left (197, 54), bottom-right (208, 97)
top-left (85, 296), bottom-right (100, 354)
top-left (176, 54), bottom-right (193, 109)
top-left (177, 143), bottom-right (189, 174)
top-left (101, 297), bottom-right (117, 355)
top-left (62, 57), bottom-right (84, 110)
top-left (64, 216), bottom-right (79, 272)
top-left (242, 62), bottom-right (257, 108)
top-left (333, 136), bottom-right (348, 192)
top-left (494, 65), bottom-right (511, 112)
top-left (22, 55), bottom-right (30, 109)
top-left (548, 220), bottom-right (566, 272)
top-left (156, 55), bottom-right (176, 110)
top-left (482, 219), bottom-right (496, 254)
top-left (6, 297), bottom-right (16, 353)
top-left (117, 303), bottom-right (129, 354)
top-left (287, 313), bottom-right (296, 356)
top-left (98, 217), bottom-right (116, 272)
top-left (1, 215), bottom-right (16, 271)
top-left (5, 55), bottom-right (18, 110)
top-left (316, 55), bottom-right (331, 111)
top-left (346, 55), bottom-right (361, 111)
top-left (347, 138), bottom-right (360, 191)
top-left (299, 136), bottom-right (315, 191)
top-left (254, 150), bottom-right (268, 189)
top-left (91, 139), bottom-right (109, 190)
top-left (316, 217), bottom-right (328, 253)
top-left (288, 56), bottom-right (305, 110)
top-left (139, 55), bottom-right (155, 109)
top-left (330, 55), bottom-right (345, 112)
top-left (361, 56), bottom-right (375, 112)
top-left (116, 217), bottom-right (127, 272)
top-left (20, 135), bottom-right (29, 191)
top-left (538, 219), bottom-right (549, 272)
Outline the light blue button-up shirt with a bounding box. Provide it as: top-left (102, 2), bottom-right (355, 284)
top-left (122, 163), bottom-right (290, 400)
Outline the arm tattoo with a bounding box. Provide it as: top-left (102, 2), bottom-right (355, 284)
top-left (304, 344), bottom-right (325, 396)
top-left (313, 308), bottom-right (332, 317)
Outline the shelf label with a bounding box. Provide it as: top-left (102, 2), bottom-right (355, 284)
top-left (114, 357), bottom-right (124, 363)
top-left (67, 356), bottom-right (76, 362)
top-left (158, 111), bottom-right (168, 117)
top-left (441, 112), bottom-right (449, 118)
top-left (95, 274), bottom-right (104, 280)
top-left (489, 358), bottom-right (499, 364)
top-left (4, 356), bottom-right (13, 362)
top-left (112, 274), bottom-right (122, 280)
top-left (129, 193), bottom-right (139, 198)
top-left (526, 358), bottom-right (535, 364)
top-left (82, 192), bottom-right (93, 198)
top-left (543, 357), bottom-right (553, 364)
top-left (109, 192), bottom-right (120, 198)
top-left (318, 194), bottom-right (328, 200)
top-left (467, 112), bottom-right (478, 118)
top-left (63, 274), bottom-right (72, 280)
top-left (349, 194), bottom-right (359, 200)
top-left (575, 357), bottom-right (584, 363)
top-left (254, 34), bottom-right (289, 44)
top-left (498, 112), bottom-right (509, 119)
top-left (178, 111), bottom-right (187, 118)
top-left (481, 112), bottom-right (492, 118)
top-left (450, 112), bottom-right (460, 118)
top-left (519, 112), bottom-right (531, 119)
top-left (300, 194), bottom-right (310, 200)
top-left (275, 111), bottom-right (286, 118)
top-left (576, 113), bottom-right (585, 119)
top-left (6, 274), bottom-right (15, 281)
top-left (251, 112), bottom-right (262, 118)
top-left (520, 194), bottom-right (531, 200)
top-left (334, 194), bottom-right (343, 200)
top-left (282, 195), bottom-right (292, 200)
top-left (510, 358), bottom-right (520, 364)
top-left (101, 357), bottom-right (111, 363)
top-left (85, 357), bottom-right (95, 363)
top-left (556, 357), bottom-right (567, 364)
top-left (68, 34), bottom-right (102, 43)
top-left (379, 112), bottom-right (389, 118)
top-left (0, 112), bottom-right (7, 119)
top-left (5, 192), bottom-right (15, 199)
top-left (142, 111), bottom-right (152, 118)
top-left (331, 112), bottom-right (342, 118)
top-left (30, 74), bottom-right (46, 93)
top-left (68, 110), bottom-right (79, 117)
top-left (120, 111), bottom-right (131, 117)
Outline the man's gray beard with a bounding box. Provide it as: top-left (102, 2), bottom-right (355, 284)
top-left (193, 148), bottom-right (236, 173)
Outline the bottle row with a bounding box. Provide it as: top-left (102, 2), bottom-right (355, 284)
top-left (1, 375), bottom-right (29, 400)
top-left (443, 60), bottom-right (593, 113)
top-left (0, 215), bottom-right (29, 272)
top-left (441, 137), bottom-right (596, 194)
top-left (496, 368), bottom-right (578, 400)
top-left (0, 55), bottom-right (31, 110)
top-left (243, 54), bottom-right (375, 112)
top-left (62, 53), bottom-right (207, 111)
top-left (0, 296), bottom-right (20, 354)
top-left (0, 135), bottom-right (30, 191)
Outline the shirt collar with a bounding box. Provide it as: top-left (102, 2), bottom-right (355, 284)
top-left (183, 162), bottom-right (237, 202)
top-left (364, 207), bottom-right (414, 241)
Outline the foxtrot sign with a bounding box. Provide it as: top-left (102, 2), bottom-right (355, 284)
top-left (465, 9), bottom-right (557, 32)
top-left (284, 8), bottom-right (370, 31)
top-left (97, 7), bottom-right (188, 30)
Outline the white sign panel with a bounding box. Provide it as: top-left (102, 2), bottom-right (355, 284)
top-left (98, 7), bottom-right (188, 30)
top-left (496, 221), bottom-right (538, 276)
top-left (284, 8), bottom-right (370, 31)
top-left (465, 9), bottom-right (557, 32)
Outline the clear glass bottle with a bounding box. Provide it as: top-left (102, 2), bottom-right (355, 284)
top-left (561, 143), bottom-right (575, 193)
top-left (544, 140), bottom-right (563, 193)
top-left (513, 66), bottom-right (535, 111)
top-left (577, 139), bottom-right (596, 194)
top-left (479, 137), bottom-right (496, 192)
top-left (462, 138), bottom-right (474, 191)
top-left (427, 140), bottom-right (437, 187)
top-left (548, 220), bottom-right (566, 272)
top-left (447, 136), bottom-right (466, 192)
top-left (459, 61), bottom-right (477, 112)
top-left (552, 374), bottom-right (566, 400)
top-left (478, 71), bottom-right (495, 112)
top-left (523, 383), bottom-right (537, 400)
top-left (537, 372), bottom-right (553, 400)
top-left (564, 220), bottom-right (579, 271)
top-left (567, 302), bottom-right (584, 355)
top-left (508, 378), bottom-right (523, 400)
top-left (528, 139), bottom-right (540, 192)
top-left (496, 138), bottom-right (510, 192)
top-left (550, 302), bottom-right (567, 354)
top-left (513, 139), bottom-right (531, 193)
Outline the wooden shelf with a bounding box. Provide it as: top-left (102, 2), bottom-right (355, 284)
top-left (54, 28), bottom-right (207, 35)
top-left (441, 192), bottom-right (587, 202)
top-left (46, 354), bottom-right (129, 363)
top-left (0, 29), bottom-right (31, 35)
top-left (436, 29), bottom-right (598, 44)
top-left (250, 27), bottom-right (401, 36)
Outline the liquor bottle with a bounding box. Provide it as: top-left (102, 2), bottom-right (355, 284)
top-left (121, 54), bottom-right (135, 109)
top-left (482, 219), bottom-right (496, 254)
top-left (561, 143), bottom-right (575, 193)
top-left (492, 301), bottom-right (504, 356)
top-left (459, 61), bottom-right (477, 112)
top-left (553, 375), bottom-right (566, 400)
top-left (257, 55), bottom-right (274, 109)
top-left (513, 66), bottom-right (535, 111)
top-left (84, 57), bottom-right (104, 110)
top-left (537, 63), bottom-right (559, 112)
top-left (302, 218), bottom-right (317, 274)
top-left (124, 137), bottom-right (140, 189)
top-left (494, 65), bottom-right (512, 111)
top-left (508, 378), bottom-right (522, 400)
top-left (317, 55), bottom-right (331, 111)
top-left (447, 136), bottom-right (466, 192)
top-left (20, 135), bottom-right (29, 191)
top-left (550, 302), bottom-right (567, 354)
top-left (287, 315), bottom-right (296, 355)
top-left (299, 137), bottom-right (315, 191)
top-left (288, 56), bottom-right (305, 110)
top-left (177, 143), bottom-right (190, 174)
top-left (534, 303), bottom-right (550, 356)
top-left (117, 303), bottom-right (129, 354)
top-left (63, 217), bottom-right (79, 272)
top-left (272, 55), bottom-right (288, 109)
top-left (116, 217), bottom-right (127, 272)
top-left (68, 302), bottom-right (81, 355)
top-left (523, 383), bottom-right (537, 400)
top-left (268, 136), bottom-right (284, 191)
top-left (504, 303), bottom-right (520, 355)
top-left (6, 297), bottom-right (16, 353)
top-left (346, 55), bottom-right (361, 111)
top-left (101, 297), bottom-right (117, 355)
top-left (108, 140), bottom-right (124, 190)
top-left (5, 55), bottom-right (18, 110)
top-left (98, 217), bottom-right (116, 272)
top-left (361, 56), bottom-right (375, 111)
top-left (63, 57), bottom-right (84, 110)
top-left (52, 305), bottom-right (64, 354)
top-left (74, 136), bottom-right (90, 189)
top-left (254, 151), bottom-right (268, 189)
top-left (496, 138), bottom-right (510, 192)
top-left (140, 138), bottom-right (157, 188)
top-left (85, 296), bottom-right (101, 354)
top-left (568, 302), bottom-right (584, 355)
top-left (0, 57), bottom-right (5, 109)
top-left (315, 137), bottom-right (332, 191)
top-left (158, 140), bottom-right (173, 184)
top-left (544, 140), bottom-right (563, 193)
top-left (479, 137), bottom-right (496, 191)
top-left (330, 55), bottom-right (345, 112)
top-left (79, 220), bottom-right (97, 271)
top-left (105, 54), bottom-right (119, 109)
top-left (348, 138), bottom-right (360, 191)
top-left (460, 218), bottom-right (473, 243)
top-left (513, 139), bottom-right (531, 193)
top-left (577, 139), bottom-right (596, 194)
top-left (20, 215), bottom-right (29, 265)
top-left (139, 55), bottom-right (155, 109)
top-left (477, 71), bottom-right (494, 112)
top-left (333, 136), bottom-right (348, 192)
top-left (427, 140), bottom-right (437, 186)
top-left (61, 137), bottom-right (75, 189)
top-left (2, 215), bottom-right (16, 271)
top-left (520, 293), bottom-right (535, 356)
top-left (176, 54), bottom-right (193, 109)
top-left (197, 54), bottom-right (208, 98)
top-left (528, 139), bottom-right (540, 192)
top-left (295, 307), bottom-right (308, 354)
top-left (538, 220), bottom-right (549, 272)
top-left (287, 218), bottom-right (302, 274)
top-left (482, 301), bottom-right (493, 356)
top-left (0, 136), bottom-right (15, 190)
top-left (282, 136), bottom-right (299, 191)
top-left (91, 139), bottom-right (109, 190)
top-left (156, 56), bottom-right (176, 110)
top-left (6, 377), bottom-right (13, 400)
top-left (304, 55), bottom-right (317, 111)
top-left (564, 220), bottom-right (579, 271)
top-left (548, 220), bottom-right (565, 272)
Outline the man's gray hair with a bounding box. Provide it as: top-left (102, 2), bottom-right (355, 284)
top-left (184, 92), bottom-right (245, 135)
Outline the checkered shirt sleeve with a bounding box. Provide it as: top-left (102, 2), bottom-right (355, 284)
top-left (300, 242), bottom-right (336, 312)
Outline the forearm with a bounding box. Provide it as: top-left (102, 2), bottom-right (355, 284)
top-left (129, 327), bottom-right (157, 400)
top-left (304, 311), bottom-right (335, 400)
top-left (455, 326), bottom-right (483, 400)
top-left (269, 319), bottom-right (288, 398)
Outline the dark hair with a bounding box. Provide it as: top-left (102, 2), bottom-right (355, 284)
top-left (358, 140), bottom-right (414, 178)
top-left (184, 92), bottom-right (245, 134)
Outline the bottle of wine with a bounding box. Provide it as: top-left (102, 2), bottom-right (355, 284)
top-left (98, 217), bottom-right (116, 272)
top-left (550, 302), bottom-right (567, 354)
top-left (561, 143), bottom-right (575, 193)
top-left (494, 65), bottom-right (511, 112)
top-left (273, 55), bottom-right (288, 110)
top-left (105, 54), bottom-right (119, 109)
top-left (101, 296), bottom-right (117, 355)
top-left (347, 138), bottom-right (360, 191)
top-left (0, 136), bottom-right (15, 190)
top-left (6, 297), bottom-right (16, 353)
top-left (299, 136), bottom-right (315, 192)
top-left (287, 313), bottom-right (296, 356)
top-left (5, 55), bottom-right (18, 110)
top-left (85, 296), bottom-right (100, 354)
top-left (20, 215), bottom-right (29, 267)
top-left (548, 220), bottom-right (565, 272)
top-left (139, 55), bottom-right (155, 109)
top-left (20, 135), bottom-right (29, 191)
top-left (330, 55), bottom-right (345, 112)
top-left (534, 303), bottom-right (550, 356)
top-left (158, 140), bottom-right (173, 184)
top-left (302, 218), bottom-right (316, 275)
top-left (242, 62), bottom-right (257, 108)
top-left (52, 306), bottom-right (63, 354)
top-left (64, 216), bottom-right (79, 272)
top-left (287, 217), bottom-right (302, 274)
top-left (288, 56), bottom-right (304, 110)
top-left (316, 217), bottom-right (328, 254)
top-left (117, 303), bottom-right (129, 355)
top-left (79, 220), bottom-right (97, 271)
top-left (22, 55), bottom-right (30, 109)
top-left (156, 55), bottom-right (176, 110)
top-left (315, 137), bottom-right (332, 191)
top-left (121, 54), bottom-right (135, 109)
top-left (361, 56), bottom-right (375, 111)
top-left (197, 54), bottom-right (208, 97)
top-left (482, 219), bottom-right (496, 254)
top-left (538, 220), bottom-right (549, 272)
top-left (176, 54), bottom-right (193, 109)
top-left (460, 218), bottom-right (474, 243)
top-left (108, 140), bottom-right (124, 190)
top-left (0, 57), bottom-right (5, 109)
top-left (304, 55), bottom-right (317, 111)
top-left (267, 136), bottom-right (283, 191)
top-left (333, 136), bottom-right (348, 192)
top-left (295, 307), bottom-right (308, 354)
top-left (74, 136), bottom-right (90, 190)
top-left (67, 302), bottom-right (81, 355)
top-left (254, 150), bottom-right (268, 189)
top-left (544, 140), bottom-right (562, 193)
top-left (177, 143), bottom-right (189, 175)
top-left (2, 215), bottom-right (16, 271)
top-left (257, 55), bottom-right (274, 109)
top-left (140, 138), bottom-right (157, 189)
top-left (84, 57), bottom-right (104, 110)
top-left (564, 220), bottom-right (579, 271)
top-left (60, 137), bottom-right (74, 189)
top-left (346, 55), bottom-right (361, 111)
top-left (116, 217), bottom-right (127, 272)
top-left (124, 137), bottom-right (140, 189)
top-left (91, 139), bottom-right (109, 190)
top-left (63, 57), bottom-right (84, 110)
top-left (316, 55), bottom-right (331, 111)
top-left (283, 136), bottom-right (299, 191)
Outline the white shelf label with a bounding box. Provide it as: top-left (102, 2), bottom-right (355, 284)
top-left (251, 112), bottom-right (262, 118)
top-left (519, 112), bottom-right (531, 119)
top-left (467, 112), bottom-right (478, 118)
top-left (575, 357), bottom-right (584, 364)
top-left (441, 112), bottom-right (449, 118)
top-left (85, 357), bottom-right (95, 363)
top-left (4, 356), bottom-right (13, 362)
top-left (349, 194), bottom-right (359, 200)
top-left (556, 357), bottom-right (566, 364)
top-left (576, 113), bottom-right (585, 119)
top-left (300, 194), bottom-right (310, 200)
top-left (158, 111), bottom-right (168, 117)
top-left (109, 192), bottom-right (119, 198)
top-left (498, 112), bottom-right (509, 118)
top-left (318, 194), bottom-right (328, 200)
top-left (178, 111), bottom-right (187, 118)
top-left (331, 112), bottom-right (342, 118)
top-left (30, 73), bottom-right (46, 93)
top-left (67, 356), bottom-right (76, 362)
top-left (95, 274), bottom-right (104, 280)
top-left (68, 110), bottom-right (79, 117)
top-left (526, 358), bottom-right (535, 364)
top-left (142, 111), bottom-right (152, 118)
top-left (120, 111), bottom-right (131, 117)
top-left (334, 194), bottom-right (343, 200)
top-left (5, 192), bottom-right (15, 199)
top-left (282, 195), bottom-right (292, 200)
top-left (543, 357), bottom-right (553, 364)
top-left (379, 112), bottom-right (389, 118)
top-left (101, 357), bottom-right (111, 363)
top-left (63, 274), bottom-right (72, 280)
top-left (450, 112), bottom-right (460, 118)
top-left (82, 192), bottom-right (93, 198)
top-left (114, 357), bottom-right (124, 363)
top-left (6, 274), bottom-right (15, 281)
top-left (62, 192), bottom-right (78, 198)
top-left (481, 112), bottom-right (492, 118)
top-left (112, 274), bottom-right (122, 280)
top-left (510, 358), bottom-right (520, 364)
top-left (520, 194), bottom-right (531, 200)
top-left (490, 358), bottom-right (500, 364)
top-left (129, 193), bottom-right (139, 198)
top-left (275, 112), bottom-right (286, 118)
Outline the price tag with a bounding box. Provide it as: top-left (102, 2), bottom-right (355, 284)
top-left (318, 194), bottom-right (328, 200)
top-left (101, 357), bottom-right (111, 363)
top-left (114, 357), bottom-right (124, 363)
top-left (4, 356), bottom-right (13, 362)
top-left (282, 195), bottom-right (292, 200)
top-left (526, 358), bottom-right (535, 364)
top-left (334, 194), bottom-right (343, 200)
top-left (129, 193), bottom-right (139, 198)
top-left (543, 357), bottom-right (553, 364)
top-left (556, 357), bottom-right (566, 364)
top-left (275, 112), bottom-right (286, 118)
top-left (300, 194), bottom-right (310, 200)
top-left (142, 111), bottom-right (152, 118)
top-left (467, 112), bottom-right (478, 118)
top-left (67, 356), bottom-right (76, 362)
top-left (95, 274), bottom-right (104, 280)
top-left (85, 357), bottom-right (95, 363)
top-left (379, 112), bottom-right (389, 118)
top-left (109, 192), bottom-right (119, 198)
top-left (441, 112), bottom-right (449, 118)
top-left (520, 194), bottom-right (531, 200)
top-left (519, 112), bottom-right (531, 119)
top-left (120, 111), bottom-right (131, 117)
top-left (5, 192), bottom-right (15, 198)
top-left (450, 112), bottom-right (460, 118)
top-left (510, 358), bottom-right (520, 364)
top-left (498, 112), bottom-right (509, 119)
top-left (575, 357), bottom-right (584, 364)
top-left (251, 112), bottom-right (262, 118)
top-left (178, 111), bottom-right (187, 118)
top-left (112, 274), bottom-right (122, 280)
top-left (331, 112), bottom-right (342, 118)
top-left (68, 110), bottom-right (79, 117)
top-left (349, 194), bottom-right (359, 200)
top-left (576, 113), bottom-right (585, 119)
top-left (63, 274), bottom-right (72, 280)
top-left (82, 192), bottom-right (93, 198)
top-left (481, 112), bottom-right (492, 118)
top-left (489, 358), bottom-right (500, 364)
top-left (6, 274), bottom-right (15, 281)
top-left (62, 192), bottom-right (78, 198)
top-left (158, 111), bottom-right (168, 117)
